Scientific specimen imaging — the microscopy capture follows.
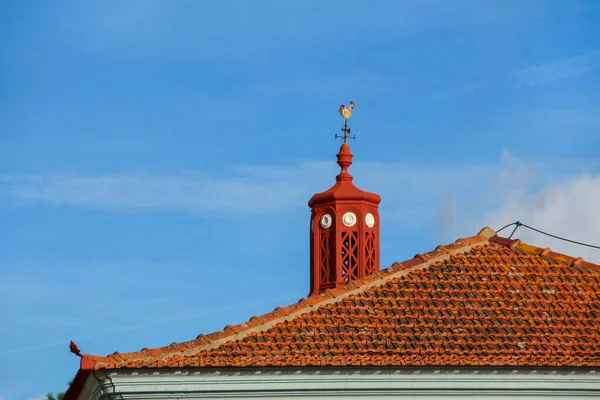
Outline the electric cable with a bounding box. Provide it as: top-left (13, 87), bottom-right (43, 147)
top-left (495, 221), bottom-right (600, 250)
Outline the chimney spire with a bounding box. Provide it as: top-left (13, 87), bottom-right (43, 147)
top-left (308, 103), bottom-right (381, 295)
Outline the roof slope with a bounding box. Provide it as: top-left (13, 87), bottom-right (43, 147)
top-left (82, 227), bottom-right (600, 369)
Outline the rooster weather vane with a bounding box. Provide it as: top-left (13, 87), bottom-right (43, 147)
top-left (336, 101), bottom-right (356, 143)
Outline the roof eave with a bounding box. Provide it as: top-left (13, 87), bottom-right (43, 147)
top-left (64, 356), bottom-right (97, 400)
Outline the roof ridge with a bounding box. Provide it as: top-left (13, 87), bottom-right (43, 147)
top-left (507, 239), bottom-right (600, 274)
top-left (88, 227), bottom-right (496, 365)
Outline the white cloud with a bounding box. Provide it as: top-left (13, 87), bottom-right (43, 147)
top-left (430, 151), bottom-right (600, 263)
top-left (515, 48), bottom-right (600, 87)
top-left (482, 174), bottom-right (600, 264)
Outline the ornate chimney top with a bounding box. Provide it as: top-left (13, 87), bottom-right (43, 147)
top-left (308, 143), bottom-right (381, 207)
top-left (307, 102), bottom-right (381, 296)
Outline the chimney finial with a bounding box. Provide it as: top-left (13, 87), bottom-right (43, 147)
top-left (335, 101), bottom-right (356, 143)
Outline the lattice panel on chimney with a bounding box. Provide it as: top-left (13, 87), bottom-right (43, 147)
top-left (319, 230), bottom-right (336, 287)
top-left (341, 231), bottom-right (359, 281)
top-left (365, 231), bottom-right (377, 275)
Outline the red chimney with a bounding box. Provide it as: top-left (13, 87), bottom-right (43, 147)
top-left (308, 143), bottom-right (381, 295)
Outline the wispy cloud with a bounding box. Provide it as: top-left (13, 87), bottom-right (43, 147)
top-left (0, 170), bottom-right (313, 215)
top-left (0, 159), bottom-right (501, 223)
top-left (515, 48), bottom-right (600, 87)
top-left (1, 155), bottom-right (598, 231)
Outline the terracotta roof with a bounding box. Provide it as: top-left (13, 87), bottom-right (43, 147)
top-left (72, 227), bottom-right (600, 371)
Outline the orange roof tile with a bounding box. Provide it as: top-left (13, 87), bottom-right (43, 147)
top-left (79, 227), bottom-right (600, 370)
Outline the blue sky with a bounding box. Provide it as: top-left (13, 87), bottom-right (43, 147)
top-left (1, 1), bottom-right (599, 398)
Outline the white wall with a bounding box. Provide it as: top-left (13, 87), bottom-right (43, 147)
top-left (79, 367), bottom-right (600, 399)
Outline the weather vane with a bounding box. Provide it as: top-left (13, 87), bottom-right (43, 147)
top-left (335, 101), bottom-right (356, 143)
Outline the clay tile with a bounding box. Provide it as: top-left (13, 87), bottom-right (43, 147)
top-left (271, 306), bottom-right (284, 316)
top-left (477, 227), bottom-right (496, 239)
top-left (372, 270), bottom-right (385, 279)
top-left (388, 261), bottom-right (406, 271)
top-left (539, 248), bottom-right (551, 256)
top-left (509, 239), bottom-right (522, 249)
top-left (298, 298), bottom-right (311, 307)
top-left (489, 236), bottom-right (513, 246)
top-left (435, 245), bottom-right (449, 254)
top-left (331, 286), bottom-right (349, 297)
top-left (194, 335), bottom-right (211, 344)
top-left (167, 342), bottom-right (184, 352)
top-left (571, 257), bottom-right (584, 266)
top-left (224, 325), bottom-right (239, 334)
top-left (143, 347), bottom-right (164, 357)
top-left (414, 253), bottom-right (429, 262)
top-left (305, 295), bottom-right (324, 306)
top-left (402, 258), bottom-right (422, 268)
top-left (345, 281), bottom-right (359, 289)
